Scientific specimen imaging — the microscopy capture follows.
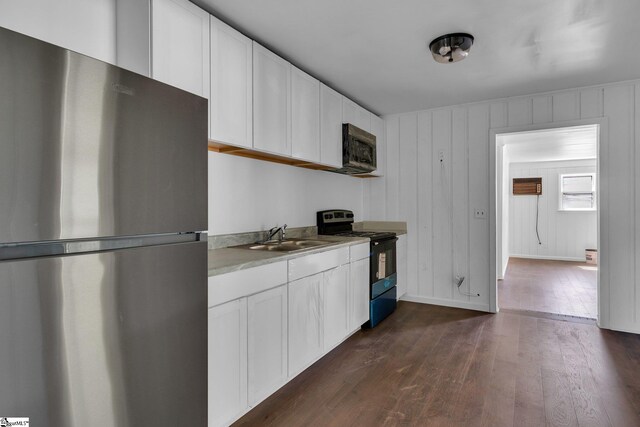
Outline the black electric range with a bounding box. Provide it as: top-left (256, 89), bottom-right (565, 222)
top-left (317, 209), bottom-right (397, 328)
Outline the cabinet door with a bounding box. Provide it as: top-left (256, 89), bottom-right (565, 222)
top-left (397, 235), bottom-right (408, 299)
top-left (350, 258), bottom-right (370, 328)
top-left (343, 97), bottom-right (371, 132)
top-left (320, 84), bottom-right (343, 168)
top-left (288, 273), bottom-right (323, 377)
top-left (357, 107), bottom-right (372, 132)
top-left (323, 264), bottom-right (350, 350)
top-left (247, 285), bottom-right (287, 406)
top-left (342, 97), bottom-right (359, 128)
top-left (370, 115), bottom-right (385, 176)
top-left (253, 42), bottom-right (291, 155)
top-left (151, 0), bottom-right (210, 97)
top-left (208, 299), bottom-right (248, 427)
top-left (291, 66), bottom-right (320, 162)
top-left (210, 16), bottom-right (253, 148)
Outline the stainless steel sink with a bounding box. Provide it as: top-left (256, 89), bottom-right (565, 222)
top-left (233, 238), bottom-right (331, 253)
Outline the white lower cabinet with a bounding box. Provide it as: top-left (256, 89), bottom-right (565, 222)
top-left (209, 245), bottom-right (372, 426)
top-left (247, 285), bottom-right (287, 405)
top-left (288, 272), bottom-right (324, 377)
top-left (208, 298), bottom-right (248, 427)
top-left (323, 264), bottom-right (350, 350)
top-left (350, 258), bottom-right (370, 329)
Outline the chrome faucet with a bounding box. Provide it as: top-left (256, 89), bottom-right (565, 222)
top-left (261, 224), bottom-right (287, 243)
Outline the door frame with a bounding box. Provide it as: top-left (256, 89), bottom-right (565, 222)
top-left (489, 118), bottom-right (608, 323)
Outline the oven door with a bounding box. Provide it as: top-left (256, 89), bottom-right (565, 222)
top-left (370, 237), bottom-right (397, 299)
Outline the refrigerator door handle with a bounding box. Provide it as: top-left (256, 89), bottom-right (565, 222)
top-left (0, 232), bottom-right (206, 261)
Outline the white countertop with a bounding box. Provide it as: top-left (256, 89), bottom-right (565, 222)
top-left (208, 234), bottom-right (369, 277)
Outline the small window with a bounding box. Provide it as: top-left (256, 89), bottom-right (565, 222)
top-left (559, 173), bottom-right (596, 211)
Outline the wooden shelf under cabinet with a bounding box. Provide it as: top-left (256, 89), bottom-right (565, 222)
top-left (208, 140), bottom-right (380, 178)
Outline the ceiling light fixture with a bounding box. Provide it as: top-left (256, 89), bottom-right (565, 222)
top-left (429, 33), bottom-right (474, 64)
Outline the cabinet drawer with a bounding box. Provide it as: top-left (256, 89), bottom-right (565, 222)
top-left (288, 247), bottom-right (349, 281)
top-left (349, 243), bottom-right (370, 262)
top-left (208, 261), bottom-right (288, 307)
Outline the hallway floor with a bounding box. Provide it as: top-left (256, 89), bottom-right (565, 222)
top-left (499, 257), bottom-right (597, 319)
top-left (234, 301), bottom-right (640, 426)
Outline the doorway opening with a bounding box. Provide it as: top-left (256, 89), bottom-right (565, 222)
top-left (495, 124), bottom-right (599, 320)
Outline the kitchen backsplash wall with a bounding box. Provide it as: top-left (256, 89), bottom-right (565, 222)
top-left (208, 152), bottom-right (366, 235)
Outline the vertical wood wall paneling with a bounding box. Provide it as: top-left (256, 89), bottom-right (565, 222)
top-left (507, 98), bottom-right (533, 127)
top-left (490, 102), bottom-right (508, 129)
top-left (432, 109), bottom-right (454, 299)
top-left (366, 123), bottom-right (387, 221)
top-left (385, 117), bottom-right (400, 221)
top-left (399, 114), bottom-right (419, 296)
top-left (468, 104), bottom-right (491, 305)
top-left (581, 88), bottom-right (603, 119)
top-left (379, 80), bottom-right (640, 332)
top-left (417, 112), bottom-right (434, 297)
top-left (452, 107), bottom-right (470, 301)
top-left (552, 91), bottom-right (580, 122)
top-left (603, 85), bottom-right (635, 328)
top-left (532, 96), bottom-right (553, 124)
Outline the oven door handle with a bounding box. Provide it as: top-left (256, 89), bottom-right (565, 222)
top-left (373, 237), bottom-right (398, 246)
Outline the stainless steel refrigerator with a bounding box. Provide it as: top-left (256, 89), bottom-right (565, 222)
top-left (0, 28), bottom-right (208, 426)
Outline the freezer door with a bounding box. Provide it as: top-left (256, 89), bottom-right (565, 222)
top-left (0, 241), bottom-right (207, 427)
top-left (0, 27), bottom-right (207, 244)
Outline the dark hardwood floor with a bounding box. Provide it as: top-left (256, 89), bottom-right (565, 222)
top-left (499, 257), bottom-right (598, 319)
top-left (234, 301), bottom-right (640, 427)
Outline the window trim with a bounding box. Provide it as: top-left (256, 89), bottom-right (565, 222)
top-left (558, 172), bottom-right (597, 212)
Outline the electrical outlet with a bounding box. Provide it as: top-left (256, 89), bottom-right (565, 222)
top-left (474, 208), bottom-right (486, 219)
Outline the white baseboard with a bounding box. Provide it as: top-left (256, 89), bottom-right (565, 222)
top-left (400, 294), bottom-right (491, 313)
top-left (510, 254), bottom-right (586, 262)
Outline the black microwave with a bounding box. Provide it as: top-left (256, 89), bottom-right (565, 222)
top-left (332, 123), bottom-right (376, 175)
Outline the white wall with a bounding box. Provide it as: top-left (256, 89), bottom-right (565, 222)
top-left (209, 152), bottom-right (366, 235)
top-left (509, 160), bottom-right (597, 261)
top-left (378, 80), bottom-right (640, 334)
top-left (0, 0), bottom-right (117, 64)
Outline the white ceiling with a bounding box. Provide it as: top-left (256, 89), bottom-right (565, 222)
top-left (194, 0), bottom-right (640, 115)
top-left (501, 125), bottom-right (598, 163)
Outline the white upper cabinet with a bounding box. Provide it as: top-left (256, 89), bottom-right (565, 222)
top-left (253, 42), bottom-right (292, 156)
top-left (343, 97), bottom-right (371, 132)
top-left (151, 0), bottom-right (210, 97)
top-left (320, 84), bottom-right (343, 168)
top-left (291, 66), bottom-right (320, 162)
top-left (357, 106), bottom-right (372, 132)
top-left (210, 16), bottom-right (252, 148)
top-left (370, 114), bottom-right (385, 176)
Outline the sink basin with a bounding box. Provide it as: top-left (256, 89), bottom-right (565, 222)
top-left (233, 238), bottom-right (331, 253)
